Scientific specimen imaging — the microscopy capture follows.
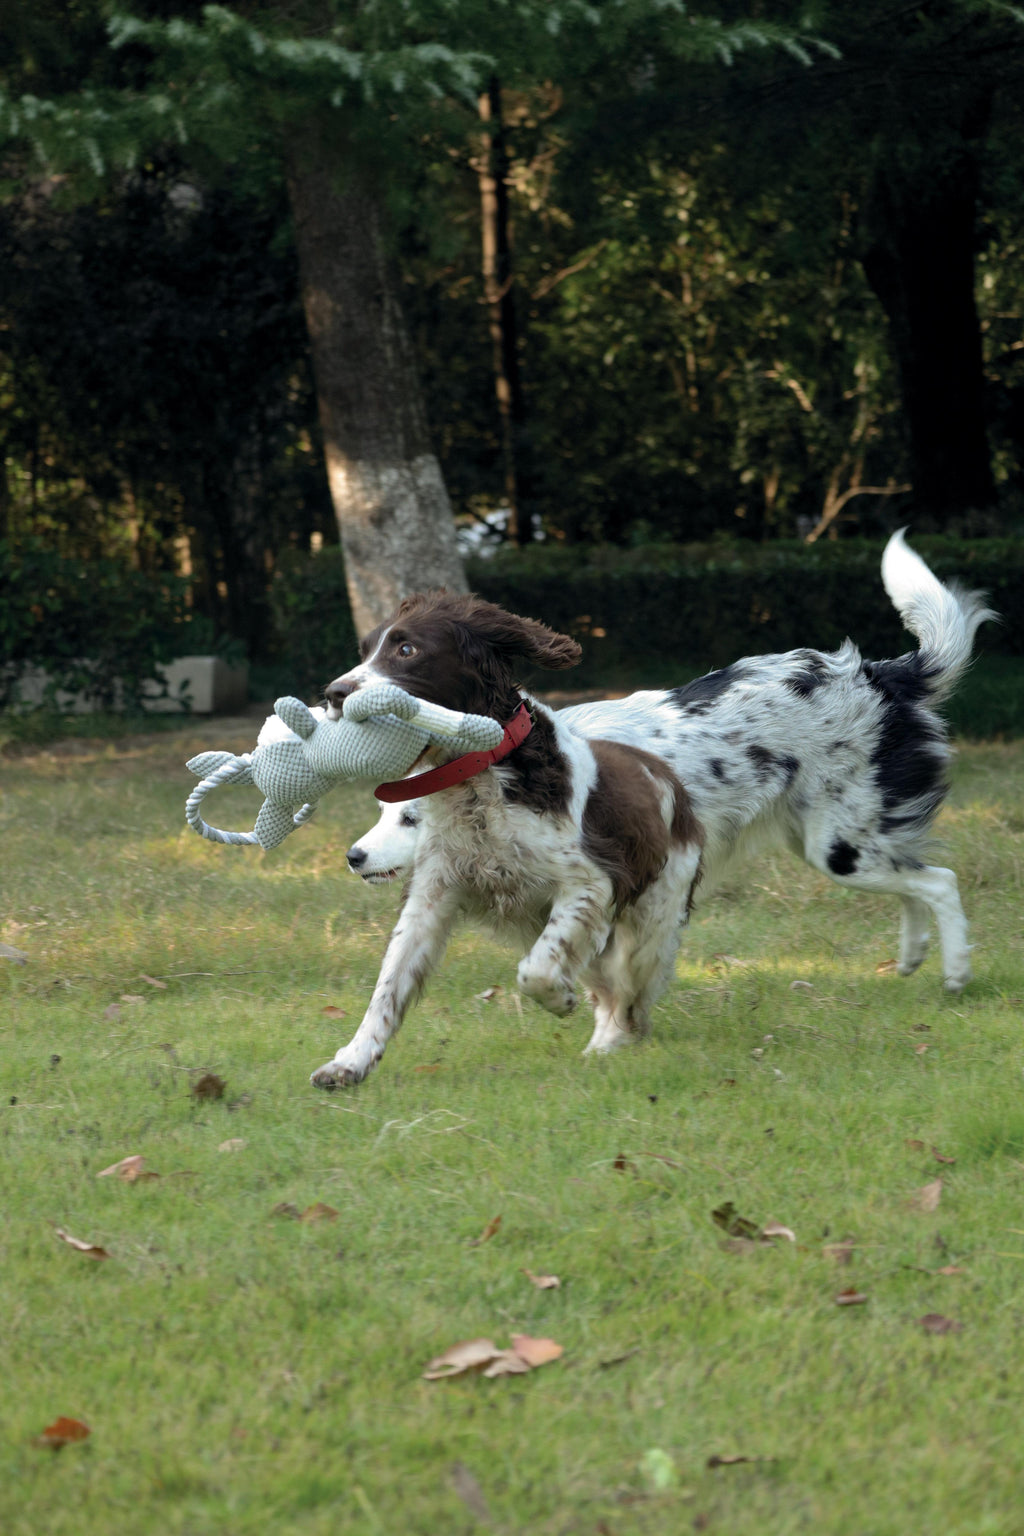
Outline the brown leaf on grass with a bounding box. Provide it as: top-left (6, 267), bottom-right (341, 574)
top-left (55, 1227), bottom-right (111, 1261)
top-left (823, 1243), bottom-right (856, 1266)
top-left (475, 987), bottom-right (500, 1002)
top-left (120, 994), bottom-right (146, 1005)
top-left (909, 1178), bottom-right (943, 1213)
top-left (936, 1264), bottom-right (966, 1276)
top-left (423, 1338), bottom-right (502, 1380)
top-left (139, 974), bottom-right (168, 989)
top-left (913, 1043), bottom-right (929, 1056)
top-left (905, 1139), bottom-right (927, 1152)
top-left (450, 1462), bottom-right (492, 1523)
top-left (0, 942), bottom-right (29, 965)
top-left (102, 1004), bottom-right (121, 1022)
top-left (271, 1202), bottom-right (301, 1220)
top-left (836, 1288), bottom-right (868, 1306)
top-left (299, 1202), bottom-right (339, 1223)
top-left (523, 1269), bottom-right (561, 1290)
top-left (413, 1064), bottom-right (442, 1075)
top-left (918, 1312), bottom-right (964, 1335)
top-left (482, 1349), bottom-right (532, 1378)
top-left (762, 1222), bottom-right (796, 1243)
top-left (321, 1005), bottom-right (347, 1018)
top-left (510, 1334), bottom-right (564, 1368)
top-left (190, 1072), bottom-right (226, 1101)
top-left (875, 958), bottom-right (899, 974)
top-left (932, 1147), bottom-right (956, 1166)
top-left (96, 1155), bottom-right (159, 1183)
top-left (707, 1453), bottom-right (777, 1468)
top-left (612, 1154), bottom-right (637, 1173)
top-left (218, 1138), bottom-right (246, 1153)
top-left (711, 1202), bottom-right (760, 1240)
top-left (36, 1416), bottom-right (90, 1450)
top-left (469, 1214), bottom-right (502, 1247)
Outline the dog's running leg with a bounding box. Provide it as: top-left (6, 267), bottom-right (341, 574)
top-left (898, 896), bottom-right (931, 976)
top-left (310, 880), bottom-right (461, 1087)
top-left (517, 882), bottom-right (614, 1019)
top-left (818, 861), bottom-right (972, 992)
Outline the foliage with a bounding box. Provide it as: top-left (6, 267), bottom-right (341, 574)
top-left (2, 733), bottom-right (1024, 1531)
top-left (0, 538), bottom-right (192, 711)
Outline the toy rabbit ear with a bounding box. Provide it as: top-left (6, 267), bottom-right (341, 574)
top-left (275, 696), bottom-right (317, 740)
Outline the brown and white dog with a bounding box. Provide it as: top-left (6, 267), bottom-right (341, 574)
top-left (320, 534), bottom-right (993, 1088)
top-left (311, 594), bottom-right (704, 1087)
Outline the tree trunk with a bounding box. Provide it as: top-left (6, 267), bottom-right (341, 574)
top-left (285, 132), bottom-right (467, 637)
top-left (861, 128), bottom-right (996, 522)
top-left (478, 78), bottom-right (530, 544)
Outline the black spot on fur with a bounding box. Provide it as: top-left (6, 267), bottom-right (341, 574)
top-left (827, 840), bottom-right (860, 876)
top-left (709, 758), bottom-right (729, 782)
top-left (746, 745), bottom-right (800, 787)
top-left (669, 665), bottom-right (746, 716)
top-left (784, 651), bottom-right (828, 697)
top-left (863, 655), bottom-right (947, 829)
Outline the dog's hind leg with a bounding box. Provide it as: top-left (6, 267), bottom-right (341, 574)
top-left (898, 896), bottom-right (931, 975)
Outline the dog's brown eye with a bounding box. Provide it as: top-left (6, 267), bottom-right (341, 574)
top-left (398, 642), bottom-right (417, 658)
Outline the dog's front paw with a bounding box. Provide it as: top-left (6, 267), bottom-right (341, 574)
top-left (310, 1054), bottom-right (374, 1089)
top-left (517, 959), bottom-right (578, 1018)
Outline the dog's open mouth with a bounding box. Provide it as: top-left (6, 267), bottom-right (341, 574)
top-left (360, 869), bottom-right (400, 884)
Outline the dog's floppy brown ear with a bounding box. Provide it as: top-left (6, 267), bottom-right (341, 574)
top-left (464, 603), bottom-right (582, 672)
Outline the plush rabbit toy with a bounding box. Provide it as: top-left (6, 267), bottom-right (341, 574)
top-left (184, 681), bottom-right (504, 851)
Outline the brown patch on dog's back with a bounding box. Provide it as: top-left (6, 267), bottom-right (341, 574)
top-left (582, 741), bottom-right (702, 912)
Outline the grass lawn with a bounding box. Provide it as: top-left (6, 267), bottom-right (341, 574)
top-left (2, 721), bottom-right (1023, 1535)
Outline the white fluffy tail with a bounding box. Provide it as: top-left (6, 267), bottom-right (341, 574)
top-left (881, 529), bottom-right (996, 701)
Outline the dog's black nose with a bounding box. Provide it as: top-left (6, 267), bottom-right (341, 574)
top-left (325, 677), bottom-right (360, 711)
top-left (347, 846), bottom-right (367, 870)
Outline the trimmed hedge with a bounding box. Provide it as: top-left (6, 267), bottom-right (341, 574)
top-left (267, 537), bottom-right (1021, 697)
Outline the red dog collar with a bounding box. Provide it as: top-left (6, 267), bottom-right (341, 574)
top-left (374, 702), bottom-right (533, 803)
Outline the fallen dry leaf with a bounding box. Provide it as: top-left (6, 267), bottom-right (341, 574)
top-left (482, 1349), bottom-right (532, 1378)
top-left (910, 1178), bottom-right (943, 1213)
top-left (55, 1227), bottom-right (111, 1261)
top-left (762, 1222), bottom-right (796, 1243)
top-left (823, 1243), bottom-right (856, 1265)
top-left (423, 1338), bottom-right (502, 1380)
top-left (322, 1005), bottom-right (347, 1018)
top-left (936, 1264), bottom-right (966, 1276)
top-left (523, 1269), bottom-right (561, 1290)
top-left (271, 1202), bottom-right (301, 1219)
top-left (469, 1214), bottom-right (502, 1247)
top-left (712, 1202), bottom-right (760, 1240)
top-left (707, 1453), bottom-right (777, 1468)
top-left (932, 1147), bottom-right (956, 1166)
top-left (875, 958), bottom-right (899, 974)
top-left (413, 1063), bottom-right (441, 1075)
top-left (102, 1004), bottom-right (121, 1022)
top-left (918, 1312), bottom-right (964, 1335)
top-left (139, 973), bottom-right (168, 989)
top-left (475, 987), bottom-right (500, 1002)
top-left (120, 994), bottom-right (146, 1005)
top-left (36, 1416), bottom-right (90, 1450)
top-left (1, 943), bottom-right (29, 965)
top-left (836, 1288), bottom-right (868, 1306)
top-left (96, 1155), bottom-right (158, 1184)
top-left (299, 1202), bottom-right (339, 1223)
top-left (905, 1138), bottom-right (927, 1152)
top-left (914, 1043), bottom-right (929, 1056)
top-left (218, 1138), bottom-right (246, 1153)
top-left (190, 1072), bottom-right (226, 1101)
top-left (450, 1462), bottom-right (491, 1522)
top-left (510, 1334), bottom-right (564, 1368)
top-left (612, 1154), bottom-right (637, 1173)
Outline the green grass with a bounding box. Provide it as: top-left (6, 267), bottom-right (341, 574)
top-left (2, 727), bottom-right (1024, 1534)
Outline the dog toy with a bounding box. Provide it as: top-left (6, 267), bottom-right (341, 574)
top-left (184, 682), bottom-right (504, 850)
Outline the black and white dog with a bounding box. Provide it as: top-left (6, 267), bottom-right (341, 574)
top-left (318, 532), bottom-right (992, 1087)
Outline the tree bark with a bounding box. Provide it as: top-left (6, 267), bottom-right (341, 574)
top-left (285, 131), bottom-right (467, 637)
top-left (861, 127), bottom-right (996, 522)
